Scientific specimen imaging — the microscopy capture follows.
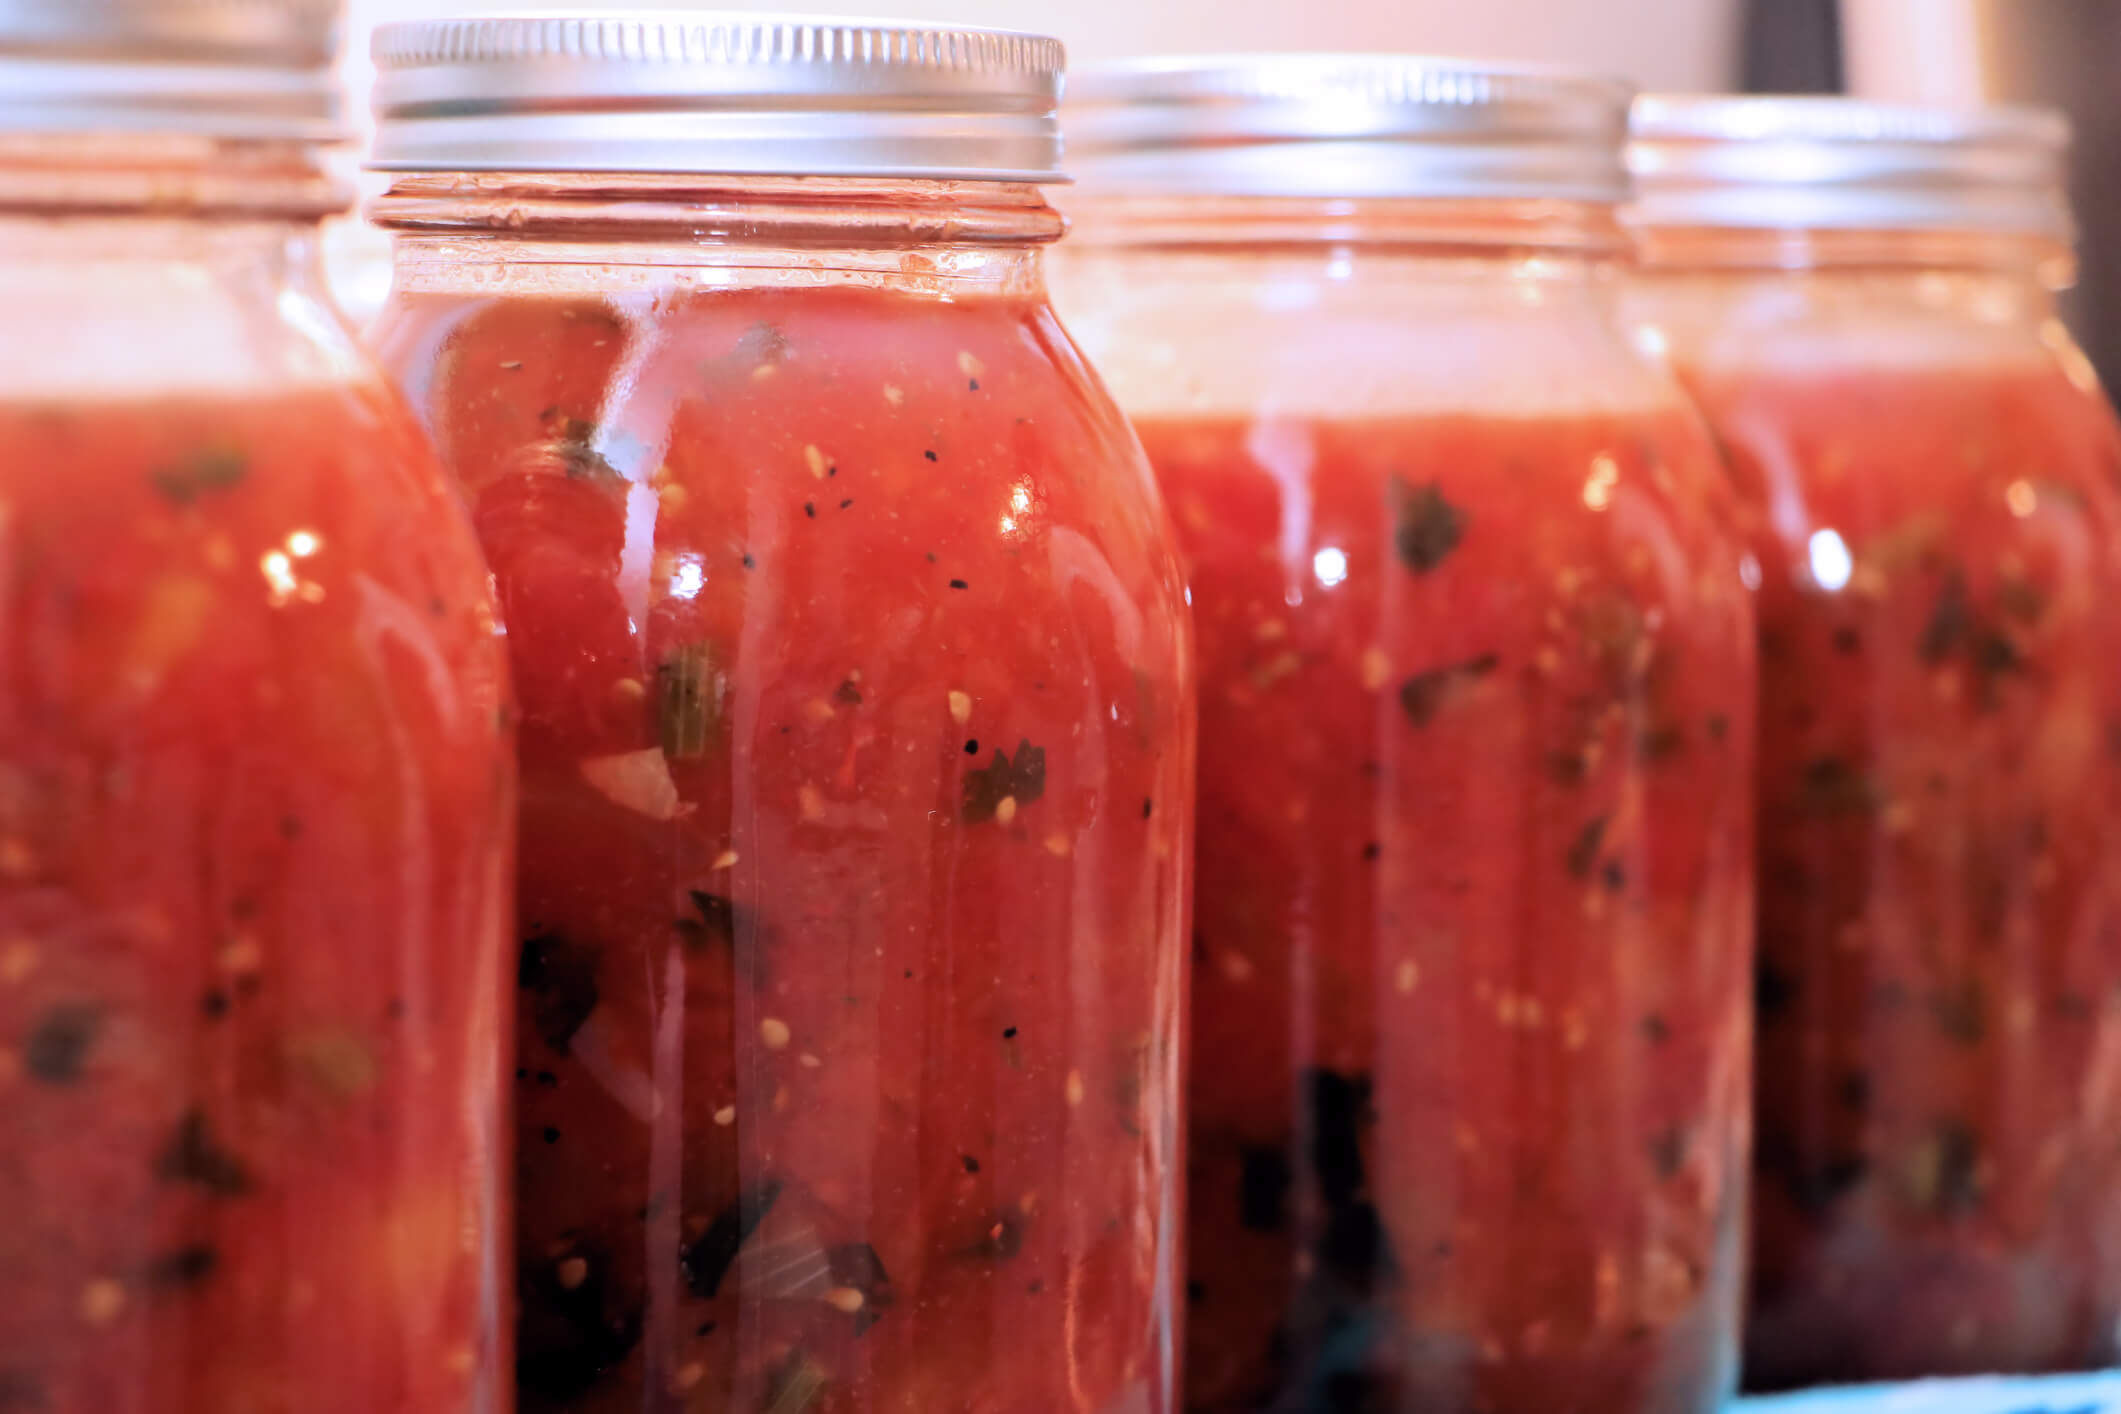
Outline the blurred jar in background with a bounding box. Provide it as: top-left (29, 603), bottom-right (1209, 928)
top-left (366, 15), bottom-right (1193, 1414)
top-left (1054, 59), bottom-right (1756, 1414)
top-left (1628, 97), bottom-right (2121, 1389)
top-left (0, 3), bottom-right (515, 1412)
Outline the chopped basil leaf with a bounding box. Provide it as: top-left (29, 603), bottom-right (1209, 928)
top-left (1928, 980), bottom-right (1987, 1046)
top-left (1238, 1146), bottom-right (1293, 1232)
top-left (1393, 480), bottom-right (1466, 573)
top-left (677, 890), bottom-right (738, 952)
top-left (1787, 1153), bottom-right (1867, 1214)
top-left (154, 1110), bottom-right (253, 1197)
top-left (827, 1242), bottom-right (895, 1333)
top-left (1998, 577), bottom-right (2047, 624)
top-left (1647, 1125), bottom-right (1688, 1179)
top-left (1907, 1119), bottom-right (1983, 1215)
top-left (24, 1003), bottom-right (101, 1085)
top-left (0, 1370), bottom-right (46, 1412)
top-left (285, 1026), bottom-right (378, 1100)
top-left (1919, 573), bottom-right (1973, 663)
top-left (962, 738), bottom-right (1046, 824)
top-left (1798, 755), bottom-right (1879, 816)
top-left (763, 1351), bottom-right (831, 1414)
top-left (1565, 815), bottom-right (1609, 881)
top-left (151, 448), bottom-right (248, 506)
top-left (145, 1245), bottom-right (219, 1288)
top-left (679, 1179), bottom-right (782, 1300)
top-left (518, 933), bottom-right (599, 1055)
top-left (732, 321), bottom-right (789, 369)
top-left (1399, 653), bottom-right (1499, 727)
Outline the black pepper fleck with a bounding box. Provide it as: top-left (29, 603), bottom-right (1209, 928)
top-left (839, 498), bottom-right (853, 510)
top-left (803, 502), bottom-right (816, 519)
top-left (961, 1154), bottom-right (981, 1174)
top-left (1003, 1026), bottom-right (1018, 1039)
top-left (924, 450), bottom-right (939, 462)
top-left (964, 739), bottom-right (979, 756)
top-left (200, 990), bottom-right (231, 1019)
top-left (949, 579), bottom-right (969, 590)
top-left (543, 1126), bottom-right (561, 1144)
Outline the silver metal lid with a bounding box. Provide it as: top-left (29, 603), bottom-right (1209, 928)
top-left (369, 11), bottom-right (1066, 182)
top-left (0, 0), bottom-right (343, 140)
top-left (1629, 95), bottom-right (2073, 239)
top-left (1063, 55), bottom-right (1634, 202)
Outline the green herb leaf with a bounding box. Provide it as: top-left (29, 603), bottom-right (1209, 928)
top-left (24, 1003), bottom-right (101, 1084)
top-left (1906, 1118), bottom-right (1983, 1215)
top-left (1393, 480), bottom-right (1466, 573)
top-left (1798, 755), bottom-right (1879, 816)
top-left (677, 890), bottom-right (738, 952)
top-left (680, 1180), bottom-right (782, 1300)
top-left (1399, 653), bottom-right (1499, 727)
top-left (285, 1026), bottom-right (378, 1101)
top-left (154, 1110), bottom-right (253, 1197)
top-left (537, 412), bottom-right (621, 482)
top-left (1787, 1153), bottom-right (1867, 1213)
top-left (732, 321), bottom-right (790, 370)
top-left (1928, 980), bottom-right (1987, 1046)
top-left (145, 1245), bottom-right (219, 1289)
top-left (1239, 1146), bottom-right (1293, 1232)
top-left (762, 1350), bottom-right (831, 1414)
top-left (1998, 577), bottom-right (2047, 624)
top-left (151, 448), bottom-right (248, 506)
top-left (518, 933), bottom-right (599, 1055)
top-left (1920, 572), bottom-right (1973, 663)
top-left (826, 1243), bottom-right (894, 1334)
top-left (1647, 1125), bottom-right (1689, 1179)
top-left (657, 642), bottom-right (719, 761)
top-left (1566, 814), bottom-right (1609, 880)
top-left (962, 738), bottom-right (1046, 824)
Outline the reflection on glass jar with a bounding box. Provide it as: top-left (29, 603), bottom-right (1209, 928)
top-left (1056, 57), bottom-right (1756, 1414)
top-left (366, 16), bottom-right (1194, 1414)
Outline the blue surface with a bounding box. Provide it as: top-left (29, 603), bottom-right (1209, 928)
top-left (1736, 1372), bottom-right (2121, 1414)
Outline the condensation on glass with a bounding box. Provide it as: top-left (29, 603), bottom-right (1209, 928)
top-left (363, 15), bottom-right (1194, 1414)
top-left (0, 4), bottom-right (515, 1412)
top-left (1626, 95), bottom-right (2121, 1390)
top-left (1052, 56), bottom-right (1757, 1414)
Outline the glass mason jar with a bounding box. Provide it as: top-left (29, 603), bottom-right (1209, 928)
top-left (0, 5), bottom-right (515, 1413)
top-left (1052, 59), bottom-right (1757, 1414)
top-left (1627, 98), bottom-right (2121, 1389)
top-left (366, 16), bottom-right (1195, 1414)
